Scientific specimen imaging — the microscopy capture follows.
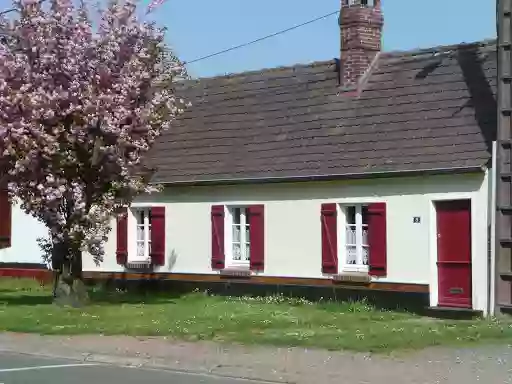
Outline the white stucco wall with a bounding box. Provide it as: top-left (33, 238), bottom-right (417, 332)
top-left (0, 203), bottom-right (49, 265)
top-left (82, 172), bottom-right (490, 312)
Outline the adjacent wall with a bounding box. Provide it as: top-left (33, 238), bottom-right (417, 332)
top-left (83, 172), bottom-right (490, 312)
top-left (0, 204), bottom-right (48, 266)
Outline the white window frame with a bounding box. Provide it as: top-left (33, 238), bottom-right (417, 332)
top-left (225, 206), bottom-right (251, 268)
top-left (127, 207), bottom-right (152, 264)
top-left (339, 204), bottom-right (369, 273)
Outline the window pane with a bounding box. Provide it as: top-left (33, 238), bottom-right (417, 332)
top-left (138, 210), bottom-right (144, 224)
top-left (245, 243), bottom-right (250, 261)
top-left (362, 246), bottom-right (369, 265)
top-left (232, 243), bottom-right (241, 260)
top-left (137, 225), bottom-right (145, 241)
top-left (346, 246), bottom-right (357, 264)
top-left (245, 225), bottom-right (250, 243)
top-left (137, 241), bottom-right (145, 257)
top-left (362, 226), bottom-right (368, 246)
top-left (233, 208), bottom-right (241, 225)
top-left (362, 206), bottom-right (369, 225)
top-left (233, 225), bottom-right (241, 242)
top-left (346, 225), bottom-right (356, 245)
top-left (346, 206), bottom-right (356, 224)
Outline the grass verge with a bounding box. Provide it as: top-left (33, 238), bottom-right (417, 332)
top-left (0, 278), bottom-right (511, 353)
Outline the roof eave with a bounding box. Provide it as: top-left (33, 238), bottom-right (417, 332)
top-left (151, 165), bottom-right (487, 188)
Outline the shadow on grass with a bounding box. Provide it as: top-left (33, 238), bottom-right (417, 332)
top-left (0, 295), bottom-right (54, 306)
top-left (84, 278), bottom-right (431, 314)
top-left (87, 290), bottom-right (183, 305)
top-left (0, 277), bottom-right (429, 317)
top-left (0, 293), bottom-right (184, 307)
top-left (83, 278), bottom-right (198, 306)
top-left (0, 283), bottom-right (188, 307)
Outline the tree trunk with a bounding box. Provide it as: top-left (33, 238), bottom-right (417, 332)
top-left (52, 240), bottom-right (89, 307)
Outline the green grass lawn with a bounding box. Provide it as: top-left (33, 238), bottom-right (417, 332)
top-left (0, 278), bottom-right (511, 353)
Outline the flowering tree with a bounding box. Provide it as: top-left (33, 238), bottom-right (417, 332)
top-left (0, 0), bottom-right (187, 301)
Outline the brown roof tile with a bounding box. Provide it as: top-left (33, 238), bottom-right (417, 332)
top-left (148, 39), bottom-right (497, 184)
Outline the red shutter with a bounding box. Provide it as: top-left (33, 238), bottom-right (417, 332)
top-left (321, 203), bottom-right (338, 274)
top-left (116, 208), bottom-right (128, 265)
top-left (150, 206), bottom-right (165, 266)
top-left (368, 202), bottom-right (387, 277)
top-left (248, 204), bottom-right (265, 271)
top-left (211, 205), bottom-right (225, 269)
top-left (0, 190), bottom-right (11, 248)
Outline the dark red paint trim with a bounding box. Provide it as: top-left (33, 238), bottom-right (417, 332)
top-left (150, 206), bottom-right (166, 266)
top-left (116, 208), bottom-right (128, 265)
top-left (248, 205), bottom-right (265, 271)
top-left (211, 205), bottom-right (225, 270)
top-left (321, 203), bottom-right (338, 274)
top-left (0, 268), bottom-right (52, 283)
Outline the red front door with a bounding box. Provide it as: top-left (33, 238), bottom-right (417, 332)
top-left (436, 200), bottom-right (472, 308)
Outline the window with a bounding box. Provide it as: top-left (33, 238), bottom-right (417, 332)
top-left (211, 204), bottom-right (264, 271)
top-left (132, 208), bottom-right (152, 262)
top-left (229, 207), bottom-right (250, 266)
top-left (321, 202), bottom-right (387, 276)
top-left (343, 205), bottom-right (369, 270)
top-left (116, 206), bottom-right (166, 267)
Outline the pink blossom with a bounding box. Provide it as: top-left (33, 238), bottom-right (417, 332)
top-left (0, 0), bottom-right (188, 263)
top-left (146, 0), bottom-right (166, 14)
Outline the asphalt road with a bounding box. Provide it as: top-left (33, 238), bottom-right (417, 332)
top-left (0, 352), bottom-right (272, 384)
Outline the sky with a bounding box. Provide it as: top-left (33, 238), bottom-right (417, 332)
top-left (0, 0), bottom-right (497, 78)
top-left (150, 0), bottom-right (496, 78)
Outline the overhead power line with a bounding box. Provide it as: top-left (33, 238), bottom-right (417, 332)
top-left (0, 7), bottom-right (16, 16)
top-left (0, 0), bottom-right (48, 16)
top-left (183, 10), bottom-right (339, 65)
top-left (1, 0), bottom-right (50, 18)
top-left (0, 3), bottom-right (339, 65)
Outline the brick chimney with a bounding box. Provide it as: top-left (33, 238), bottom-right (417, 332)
top-left (339, 0), bottom-right (384, 88)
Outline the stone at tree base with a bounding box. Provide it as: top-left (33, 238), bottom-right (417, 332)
top-left (53, 277), bottom-right (89, 308)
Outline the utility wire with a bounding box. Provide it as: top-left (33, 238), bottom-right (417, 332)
top-left (183, 10), bottom-right (339, 64)
top-left (0, 7), bottom-right (15, 16)
top-left (0, 4), bottom-right (339, 65)
top-left (0, 0), bottom-right (47, 16)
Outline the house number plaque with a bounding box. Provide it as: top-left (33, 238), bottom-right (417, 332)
top-left (413, 217), bottom-right (421, 223)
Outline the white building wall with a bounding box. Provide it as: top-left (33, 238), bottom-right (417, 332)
top-left (0, 203), bottom-right (49, 265)
top-left (82, 172), bottom-right (490, 312)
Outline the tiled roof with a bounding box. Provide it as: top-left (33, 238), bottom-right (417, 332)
top-left (148, 39), bottom-right (497, 184)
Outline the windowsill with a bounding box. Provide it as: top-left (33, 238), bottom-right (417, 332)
top-left (126, 259), bottom-right (152, 269)
top-left (220, 266), bottom-right (251, 277)
top-left (332, 272), bottom-right (371, 284)
top-left (127, 258), bottom-right (151, 263)
top-left (342, 265), bottom-right (369, 273)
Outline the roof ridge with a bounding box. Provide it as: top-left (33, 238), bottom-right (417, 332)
top-left (179, 59), bottom-right (337, 87)
top-left (381, 38), bottom-right (497, 59)
top-left (176, 38), bottom-right (495, 89)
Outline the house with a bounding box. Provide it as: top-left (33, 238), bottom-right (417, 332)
top-left (81, 0), bottom-right (497, 315)
top-left (1, 0), bottom-right (498, 314)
